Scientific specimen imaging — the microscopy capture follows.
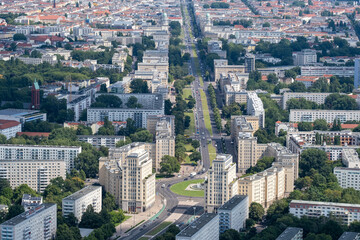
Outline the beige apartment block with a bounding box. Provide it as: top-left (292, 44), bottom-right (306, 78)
top-left (155, 119), bottom-right (175, 170)
top-left (205, 154), bottom-right (238, 213)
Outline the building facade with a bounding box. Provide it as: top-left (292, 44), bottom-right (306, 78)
top-left (205, 154), bottom-right (238, 213)
top-left (218, 195), bottom-right (249, 233)
top-left (334, 167), bottom-right (360, 190)
top-left (276, 227), bottom-right (303, 240)
top-left (292, 49), bottom-right (317, 66)
top-left (0, 120), bottom-right (21, 139)
top-left (62, 185), bottom-right (102, 221)
top-left (289, 109), bottom-right (360, 123)
top-left (0, 203), bottom-right (57, 240)
top-left (77, 135), bottom-right (126, 148)
top-left (176, 213), bottom-right (219, 240)
top-left (247, 92), bottom-right (265, 128)
top-left (155, 119), bottom-right (175, 170)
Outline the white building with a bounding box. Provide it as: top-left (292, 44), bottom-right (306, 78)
top-left (0, 120), bottom-right (21, 139)
top-left (334, 167), bottom-right (360, 190)
top-left (282, 92), bottom-right (338, 110)
top-left (276, 227), bottom-right (303, 240)
top-left (0, 109), bottom-right (46, 126)
top-left (292, 49), bottom-right (317, 66)
top-left (289, 200), bottom-right (360, 225)
top-left (77, 135), bottom-right (126, 148)
top-left (21, 194), bottom-right (43, 211)
top-left (205, 154), bottom-right (238, 213)
top-left (218, 195), bottom-right (249, 233)
top-left (355, 58), bottom-right (360, 89)
top-left (176, 213), bottom-right (219, 240)
top-left (342, 149), bottom-right (360, 168)
top-left (301, 66), bottom-right (354, 77)
top-left (247, 92), bottom-right (265, 128)
top-left (0, 144), bottom-right (81, 172)
top-left (67, 95), bottom-right (92, 121)
top-left (62, 185), bottom-right (102, 221)
top-left (289, 109), bottom-right (360, 123)
top-left (0, 203), bottom-right (57, 240)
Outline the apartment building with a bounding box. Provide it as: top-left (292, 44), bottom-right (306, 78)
top-left (292, 49), bottom-right (317, 66)
top-left (218, 195), bottom-right (249, 233)
top-left (205, 154), bottom-right (238, 213)
top-left (214, 59), bottom-right (245, 82)
top-left (231, 116), bottom-right (255, 141)
top-left (289, 110), bottom-right (360, 123)
top-left (176, 213), bottom-right (219, 240)
top-left (99, 144), bottom-right (156, 212)
top-left (0, 159), bottom-right (66, 192)
top-left (236, 132), bottom-right (267, 174)
top-left (146, 115), bottom-right (175, 137)
top-left (282, 92), bottom-right (337, 110)
top-left (339, 232), bottom-right (360, 240)
top-left (87, 93), bottom-right (164, 128)
top-left (276, 227), bottom-right (303, 240)
top-left (334, 167), bottom-right (360, 190)
top-left (155, 119), bottom-right (175, 170)
top-left (77, 135), bottom-right (126, 148)
top-left (301, 66), bottom-right (354, 77)
top-left (67, 95), bottom-right (91, 121)
top-left (355, 58), bottom-right (360, 89)
top-left (0, 120), bottom-right (21, 140)
top-left (238, 166), bottom-right (292, 208)
top-left (342, 149), bottom-right (360, 168)
top-left (0, 203), bottom-right (57, 240)
top-left (0, 144), bottom-right (82, 171)
top-left (247, 92), bottom-right (265, 128)
top-left (62, 185), bottom-right (102, 221)
top-left (0, 109), bottom-right (46, 126)
top-left (245, 53), bottom-right (255, 73)
top-left (289, 200), bottom-right (360, 225)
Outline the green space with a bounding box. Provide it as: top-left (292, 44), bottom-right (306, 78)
top-left (138, 237), bottom-right (150, 240)
top-left (199, 89), bottom-right (213, 136)
top-left (147, 221), bottom-right (172, 236)
top-left (170, 179), bottom-right (204, 197)
top-left (115, 215), bottom-right (131, 226)
top-left (182, 88), bottom-right (192, 102)
top-left (184, 112), bottom-right (195, 136)
top-left (184, 143), bottom-right (194, 152)
top-left (183, 144), bottom-right (196, 164)
top-left (208, 143), bottom-right (217, 165)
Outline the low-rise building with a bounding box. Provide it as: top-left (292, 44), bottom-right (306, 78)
top-left (62, 185), bottom-right (102, 221)
top-left (205, 154), bottom-right (238, 213)
top-left (290, 109), bottom-right (360, 123)
top-left (21, 194), bottom-right (43, 211)
top-left (276, 227), bottom-right (303, 240)
top-left (218, 195), bottom-right (248, 233)
top-left (0, 203), bottom-right (57, 240)
top-left (0, 120), bottom-right (21, 139)
top-left (0, 109), bottom-right (46, 126)
top-left (338, 232), bottom-right (360, 240)
top-left (77, 135), bottom-right (126, 148)
top-left (176, 213), bottom-right (219, 240)
top-left (282, 92), bottom-right (337, 110)
top-left (289, 200), bottom-right (360, 225)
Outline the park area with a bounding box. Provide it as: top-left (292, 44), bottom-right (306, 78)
top-left (170, 179), bottom-right (204, 197)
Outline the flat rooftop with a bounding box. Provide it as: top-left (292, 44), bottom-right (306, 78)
top-left (219, 195), bottom-right (248, 211)
top-left (176, 213), bottom-right (217, 238)
top-left (0, 108), bottom-right (41, 117)
top-left (339, 232), bottom-right (360, 240)
top-left (63, 186), bottom-right (101, 201)
top-left (276, 227), bottom-right (302, 240)
top-left (1, 203), bottom-right (55, 226)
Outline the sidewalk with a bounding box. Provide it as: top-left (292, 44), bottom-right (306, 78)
top-left (113, 195), bottom-right (165, 238)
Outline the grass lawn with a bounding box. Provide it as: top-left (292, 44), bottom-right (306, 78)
top-left (208, 143), bottom-right (217, 165)
top-left (184, 143), bottom-right (194, 152)
top-left (170, 179), bottom-right (204, 197)
top-left (199, 89), bottom-right (213, 136)
top-left (182, 88), bottom-right (192, 102)
top-left (147, 222), bottom-right (172, 236)
top-left (184, 112), bottom-right (195, 136)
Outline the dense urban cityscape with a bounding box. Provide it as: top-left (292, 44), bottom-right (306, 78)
top-left (2, 0), bottom-right (360, 239)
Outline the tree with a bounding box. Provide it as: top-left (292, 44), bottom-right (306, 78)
top-left (64, 43), bottom-right (73, 50)
top-left (220, 229), bottom-right (241, 240)
top-left (97, 117), bottom-right (115, 135)
top-left (74, 149), bottom-right (101, 178)
top-left (126, 96), bottom-right (142, 108)
top-left (6, 205), bottom-right (24, 220)
top-left (313, 119), bottom-right (328, 131)
top-left (110, 210), bottom-right (125, 225)
top-left (103, 192), bottom-right (117, 212)
top-left (267, 73), bottom-right (278, 84)
top-left (91, 95), bottom-right (122, 108)
top-left (325, 94), bottom-right (358, 110)
top-left (298, 122), bottom-right (313, 131)
top-left (184, 115), bottom-right (191, 128)
top-left (160, 155), bottom-right (180, 175)
top-left (79, 205), bottom-right (105, 229)
top-left (13, 33), bottom-right (26, 41)
top-left (115, 136), bottom-right (132, 147)
top-left (263, 22), bottom-right (270, 28)
top-left (331, 119), bottom-right (342, 131)
top-left (130, 130), bottom-right (153, 142)
top-left (249, 202), bottom-right (265, 222)
top-left (299, 149), bottom-right (329, 177)
top-left (289, 81), bottom-right (306, 92)
top-left (56, 224), bottom-right (82, 240)
top-left (353, 124), bottom-right (360, 132)
top-left (189, 151), bottom-right (201, 162)
top-left (191, 140), bottom-right (200, 149)
top-left (130, 79), bottom-right (149, 93)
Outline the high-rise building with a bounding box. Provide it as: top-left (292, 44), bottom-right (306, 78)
top-left (62, 185), bottom-right (102, 221)
top-left (99, 144), bottom-right (156, 212)
top-left (247, 92), bottom-right (265, 128)
top-left (334, 167), bottom-right (360, 190)
top-left (354, 58), bottom-right (360, 89)
top-left (244, 53), bottom-right (255, 73)
top-left (0, 203), bottom-right (57, 240)
top-left (176, 213), bottom-right (219, 240)
top-left (205, 154), bottom-right (238, 213)
top-left (218, 195), bottom-right (249, 233)
top-left (155, 119), bottom-right (175, 170)
top-left (292, 49), bottom-right (317, 66)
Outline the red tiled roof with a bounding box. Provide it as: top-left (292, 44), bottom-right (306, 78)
top-left (341, 124), bottom-right (358, 129)
top-left (0, 120), bottom-right (20, 129)
top-left (17, 132), bottom-right (50, 137)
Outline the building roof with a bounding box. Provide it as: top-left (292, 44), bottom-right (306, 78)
top-left (290, 200), bottom-right (360, 208)
top-left (1, 203), bottom-right (55, 226)
top-left (17, 132), bottom-right (50, 137)
top-left (218, 195), bottom-right (248, 211)
top-left (276, 227), bottom-right (302, 240)
top-left (338, 232), bottom-right (360, 240)
top-left (0, 119), bottom-right (20, 129)
top-left (176, 213), bottom-right (217, 238)
top-left (63, 185), bottom-right (101, 201)
top-left (0, 108), bottom-right (41, 117)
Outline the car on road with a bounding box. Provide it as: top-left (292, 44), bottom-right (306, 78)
top-left (161, 184), bottom-right (165, 188)
top-left (202, 137), bottom-right (205, 140)
top-left (184, 178), bottom-right (188, 180)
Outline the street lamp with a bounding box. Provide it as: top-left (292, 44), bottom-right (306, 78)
top-left (193, 206), bottom-right (196, 219)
